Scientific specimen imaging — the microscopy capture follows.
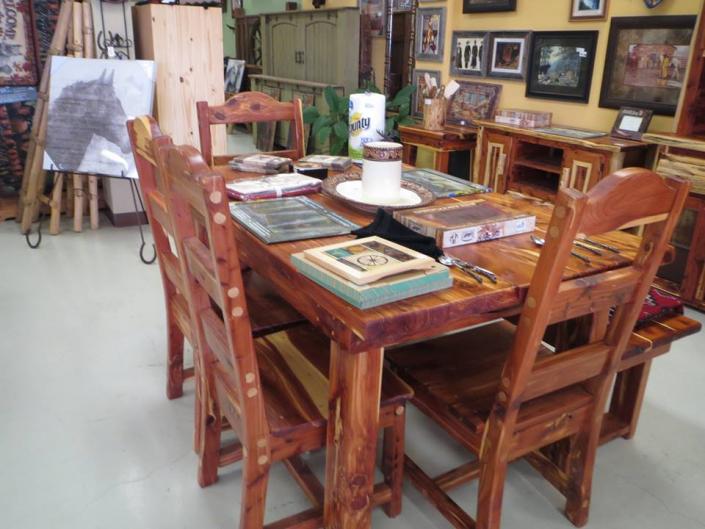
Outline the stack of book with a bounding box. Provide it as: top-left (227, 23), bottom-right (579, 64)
top-left (229, 153), bottom-right (292, 173)
top-left (291, 236), bottom-right (452, 309)
top-left (226, 173), bottom-right (321, 201)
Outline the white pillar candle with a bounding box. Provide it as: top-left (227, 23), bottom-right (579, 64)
top-left (361, 141), bottom-right (403, 203)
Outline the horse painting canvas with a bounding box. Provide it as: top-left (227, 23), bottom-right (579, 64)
top-left (44, 57), bottom-right (155, 178)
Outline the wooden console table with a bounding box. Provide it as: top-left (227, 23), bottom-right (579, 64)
top-left (474, 121), bottom-right (652, 201)
top-left (398, 123), bottom-right (478, 176)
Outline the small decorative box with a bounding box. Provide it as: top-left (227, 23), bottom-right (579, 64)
top-left (494, 109), bottom-right (552, 129)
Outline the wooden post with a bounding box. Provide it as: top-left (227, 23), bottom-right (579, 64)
top-left (70, 1), bottom-right (85, 232)
top-left (82, 0), bottom-right (99, 230)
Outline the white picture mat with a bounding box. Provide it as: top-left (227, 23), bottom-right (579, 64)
top-left (618, 115), bottom-right (644, 132)
top-left (491, 37), bottom-right (525, 74)
top-left (43, 57), bottom-right (156, 179)
top-left (572, 0), bottom-right (605, 17)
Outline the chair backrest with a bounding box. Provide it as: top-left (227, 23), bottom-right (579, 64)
top-left (196, 91), bottom-right (305, 166)
top-left (157, 141), bottom-right (270, 444)
top-left (500, 168), bottom-right (690, 415)
top-left (127, 116), bottom-right (183, 293)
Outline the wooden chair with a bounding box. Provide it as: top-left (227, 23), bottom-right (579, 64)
top-left (196, 91), bottom-right (305, 166)
top-left (386, 168), bottom-right (690, 529)
top-left (158, 141), bottom-right (413, 529)
top-left (127, 116), bottom-right (306, 400)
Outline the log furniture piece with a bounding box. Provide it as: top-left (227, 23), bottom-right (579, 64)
top-left (132, 3), bottom-right (226, 156)
top-left (474, 120), bottom-right (652, 202)
top-left (215, 160), bottom-right (700, 529)
top-left (158, 142), bottom-right (412, 529)
top-left (249, 75), bottom-right (343, 154)
top-left (259, 8), bottom-right (360, 95)
top-left (398, 123), bottom-right (478, 179)
top-left (196, 91), bottom-right (305, 167)
top-left (127, 115), bottom-right (306, 401)
top-left (643, 132), bottom-right (705, 312)
top-left (386, 169), bottom-right (690, 529)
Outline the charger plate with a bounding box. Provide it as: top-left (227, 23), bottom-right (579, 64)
top-left (322, 172), bottom-right (435, 213)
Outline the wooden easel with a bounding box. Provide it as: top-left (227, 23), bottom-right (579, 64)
top-left (17, 0), bottom-right (99, 236)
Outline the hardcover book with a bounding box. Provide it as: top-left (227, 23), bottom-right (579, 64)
top-left (291, 254), bottom-right (452, 309)
top-left (229, 153), bottom-right (292, 173)
top-left (393, 199), bottom-right (536, 248)
top-left (226, 173), bottom-right (321, 201)
top-left (402, 169), bottom-right (490, 197)
top-left (302, 236), bottom-right (437, 285)
top-left (229, 196), bottom-right (358, 244)
top-left (298, 154), bottom-right (353, 171)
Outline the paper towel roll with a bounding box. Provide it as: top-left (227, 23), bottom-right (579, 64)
top-left (348, 92), bottom-right (386, 161)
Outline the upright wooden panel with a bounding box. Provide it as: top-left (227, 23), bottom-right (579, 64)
top-left (132, 4), bottom-right (226, 154)
top-left (304, 18), bottom-right (338, 85)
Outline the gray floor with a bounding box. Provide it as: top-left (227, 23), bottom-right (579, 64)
top-left (2, 131), bottom-right (704, 528)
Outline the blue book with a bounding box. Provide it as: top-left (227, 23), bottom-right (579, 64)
top-left (291, 253), bottom-right (452, 310)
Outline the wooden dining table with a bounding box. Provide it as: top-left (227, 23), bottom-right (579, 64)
top-left (215, 165), bottom-right (642, 529)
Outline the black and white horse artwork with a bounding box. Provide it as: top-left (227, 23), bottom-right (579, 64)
top-left (44, 58), bottom-right (155, 178)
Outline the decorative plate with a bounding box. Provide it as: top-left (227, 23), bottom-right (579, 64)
top-left (322, 172), bottom-right (435, 213)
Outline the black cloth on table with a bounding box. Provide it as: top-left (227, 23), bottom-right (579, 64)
top-left (351, 208), bottom-right (443, 259)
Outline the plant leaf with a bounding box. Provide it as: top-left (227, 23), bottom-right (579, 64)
top-left (399, 116), bottom-right (416, 125)
top-left (337, 96), bottom-right (350, 116)
top-left (385, 117), bottom-right (395, 134)
top-left (312, 115), bottom-right (333, 137)
top-left (392, 85), bottom-right (415, 108)
top-left (331, 136), bottom-right (347, 155)
top-left (316, 125), bottom-right (332, 145)
top-left (302, 106), bottom-right (320, 124)
top-left (333, 120), bottom-right (349, 140)
top-left (324, 86), bottom-right (338, 112)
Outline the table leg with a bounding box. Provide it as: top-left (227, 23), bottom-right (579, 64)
top-left (435, 150), bottom-right (450, 173)
top-left (402, 144), bottom-right (417, 167)
top-left (324, 342), bottom-right (383, 529)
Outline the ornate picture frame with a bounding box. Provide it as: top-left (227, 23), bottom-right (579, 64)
top-left (446, 81), bottom-right (502, 125)
top-left (415, 7), bottom-right (446, 62)
top-left (526, 30), bottom-right (598, 103)
top-left (599, 15), bottom-right (696, 116)
top-left (487, 31), bottom-right (530, 80)
top-left (450, 31), bottom-right (489, 78)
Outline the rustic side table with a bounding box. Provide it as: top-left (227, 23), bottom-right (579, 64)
top-left (398, 123), bottom-right (478, 177)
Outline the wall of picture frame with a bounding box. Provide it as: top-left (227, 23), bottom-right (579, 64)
top-left (408, 0), bottom-right (701, 132)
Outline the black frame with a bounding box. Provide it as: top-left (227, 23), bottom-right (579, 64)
top-left (610, 107), bottom-right (654, 140)
top-left (462, 0), bottom-right (516, 14)
top-left (526, 30), bottom-right (598, 103)
top-left (487, 31), bottom-right (531, 80)
top-left (599, 15), bottom-right (696, 116)
top-left (450, 31), bottom-right (489, 78)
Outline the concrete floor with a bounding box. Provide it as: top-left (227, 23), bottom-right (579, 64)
top-left (1, 131), bottom-right (704, 528)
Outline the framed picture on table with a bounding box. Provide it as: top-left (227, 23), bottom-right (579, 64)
top-left (570, 0), bottom-right (608, 21)
top-left (526, 30), bottom-right (598, 103)
top-left (415, 8), bottom-right (446, 62)
top-left (599, 15), bottom-right (696, 116)
top-left (487, 32), bottom-right (530, 80)
top-left (450, 32), bottom-right (489, 78)
top-left (610, 107), bottom-right (653, 140)
top-left (463, 0), bottom-right (516, 13)
top-left (411, 69), bottom-right (442, 117)
top-left (446, 81), bottom-right (502, 125)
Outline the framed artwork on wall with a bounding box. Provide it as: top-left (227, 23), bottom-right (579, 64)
top-left (462, 0), bottom-right (516, 14)
top-left (416, 7), bottom-right (446, 62)
top-left (599, 15), bottom-right (696, 116)
top-left (450, 32), bottom-right (488, 77)
top-left (411, 69), bottom-right (442, 117)
top-left (570, 0), bottom-right (608, 21)
top-left (0, 0), bottom-right (38, 86)
top-left (446, 81), bottom-right (502, 125)
top-left (610, 107), bottom-right (653, 140)
top-left (393, 0), bottom-right (415, 11)
top-left (526, 31), bottom-right (598, 103)
top-left (360, 0), bottom-right (386, 38)
top-left (487, 32), bottom-right (530, 79)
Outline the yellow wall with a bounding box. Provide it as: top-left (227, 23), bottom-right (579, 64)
top-left (302, 0), bottom-right (356, 7)
top-left (415, 0), bottom-right (702, 132)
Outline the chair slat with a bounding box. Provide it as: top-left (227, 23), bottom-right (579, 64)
top-left (183, 238), bottom-right (223, 310)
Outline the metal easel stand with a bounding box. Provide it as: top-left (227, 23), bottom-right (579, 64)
top-left (125, 173), bottom-right (156, 265)
top-left (24, 163), bottom-right (56, 249)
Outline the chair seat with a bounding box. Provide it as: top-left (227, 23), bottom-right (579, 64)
top-left (202, 311), bottom-right (413, 439)
top-left (388, 320), bottom-right (598, 450)
top-left (243, 269), bottom-right (307, 337)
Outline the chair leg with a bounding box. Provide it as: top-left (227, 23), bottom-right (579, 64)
top-left (476, 452), bottom-right (509, 529)
top-left (240, 459), bottom-right (270, 529)
top-left (564, 427), bottom-right (601, 527)
top-left (609, 360), bottom-right (652, 440)
top-left (166, 313), bottom-right (185, 400)
top-left (197, 375), bottom-right (222, 488)
top-left (382, 407), bottom-right (406, 518)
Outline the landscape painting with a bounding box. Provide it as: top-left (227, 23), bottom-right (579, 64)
top-left (44, 57), bottom-right (156, 179)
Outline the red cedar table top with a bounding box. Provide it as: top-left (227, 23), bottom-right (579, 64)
top-left (216, 165), bottom-right (641, 352)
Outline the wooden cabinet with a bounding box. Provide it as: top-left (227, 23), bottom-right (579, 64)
top-left (260, 8), bottom-right (360, 95)
top-left (132, 4), bottom-right (226, 154)
top-left (475, 121), bottom-right (650, 201)
top-left (644, 132), bottom-right (705, 312)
